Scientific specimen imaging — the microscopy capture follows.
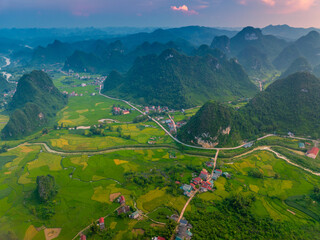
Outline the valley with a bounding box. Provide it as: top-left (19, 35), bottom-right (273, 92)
top-left (1, 69), bottom-right (320, 239)
top-left (1, 24), bottom-right (320, 240)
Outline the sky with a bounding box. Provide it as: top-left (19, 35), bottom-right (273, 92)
top-left (0, 0), bottom-right (320, 28)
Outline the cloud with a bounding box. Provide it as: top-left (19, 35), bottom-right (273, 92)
top-left (171, 5), bottom-right (199, 15)
top-left (261, 0), bottom-right (275, 6)
top-left (236, 0), bottom-right (317, 13)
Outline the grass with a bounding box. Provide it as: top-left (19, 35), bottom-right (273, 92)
top-left (196, 150), bottom-right (320, 225)
top-left (0, 146), bottom-right (209, 239)
top-left (272, 146), bottom-right (320, 172)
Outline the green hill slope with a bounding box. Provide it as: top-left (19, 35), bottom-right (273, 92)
top-left (102, 48), bottom-right (258, 109)
top-left (274, 31), bottom-right (320, 70)
top-left (1, 70), bottom-right (67, 139)
top-left (280, 57), bottom-right (312, 78)
top-left (178, 72), bottom-right (320, 146)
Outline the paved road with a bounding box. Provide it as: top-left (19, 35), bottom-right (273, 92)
top-left (234, 146), bottom-right (320, 176)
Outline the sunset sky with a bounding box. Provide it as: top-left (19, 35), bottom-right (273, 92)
top-left (0, 0), bottom-right (319, 28)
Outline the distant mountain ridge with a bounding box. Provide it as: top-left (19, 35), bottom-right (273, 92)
top-left (273, 31), bottom-right (320, 70)
top-left (262, 24), bottom-right (320, 41)
top-left (64, 40), bottom-right (195, 74)
top-left (178, 72), bottom-right (320, 147)
top-left (102, 48), bottom-right (257, 109)
top-left (1, 71), bottom-right (67, 139)
top-left (211, 26), bottom-right (287, 77)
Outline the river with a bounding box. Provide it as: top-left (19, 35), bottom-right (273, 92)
top-left (0, 56), bottom-right (12, 81)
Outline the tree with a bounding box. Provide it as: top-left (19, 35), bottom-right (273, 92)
top-left (36, 175), bottom-right (57, 202)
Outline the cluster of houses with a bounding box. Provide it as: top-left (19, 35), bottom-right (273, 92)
top-left (180, 157), bottom-right (231, 196)
top-left (144, 106), bottom-right (169, 114)
top-left (112, 106), bottom-right (131, 115)
top-left (161, 118), bottom-right (186, 133)
top-left (180, 168), bottom-right (221, 196)
top-left (170, 215), bottom-right (193, 240)
top-left (116, 195), bottom-right (141, 219)
top-left (0, 89), bottom-right (15, 108)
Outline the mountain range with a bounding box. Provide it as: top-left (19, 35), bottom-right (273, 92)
top-left (102, 48), bottom-right (258, 109)
top-left (178, 72), bottom-right (320, 147)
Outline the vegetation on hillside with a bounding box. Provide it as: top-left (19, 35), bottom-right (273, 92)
top-left (1, 70), bottom-right (67, 139)
top-left (179, 72), bottom-right (320, 146)
top-left (103, 48), bottom-right (257, 109)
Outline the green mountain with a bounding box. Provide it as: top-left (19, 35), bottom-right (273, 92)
top-left (177, 101), bottom-right (254, 147)
top-left (64, 41), bottom-right (194, 74)
top-left (1, 70), bottom-right (67, 139)
top-left (102, 48), bottom-right (258, 109)
top-left (211, 27), bottom-right (287, 77)
top-left (229, 27), bottom-right (287, 60)
top-left (210, 35), bottom-right (231, 54)
top-left (273, 31), bottom-right (320, 70)
top-left (280, 57), bottom-right (312, 78)
top-left (237, 46), bottom-right (273, 76)
top-left (178, 72), bottom-right (320, 147)
top-left (31, 40), bottom-right (75, 64)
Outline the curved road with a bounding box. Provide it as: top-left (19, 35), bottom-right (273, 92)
top-left (99, 85), bottom-right (275, 151)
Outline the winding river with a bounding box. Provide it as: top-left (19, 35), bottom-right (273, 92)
top-left (0, 56), bottom-right (12, 81)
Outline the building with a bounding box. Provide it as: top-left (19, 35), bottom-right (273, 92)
top-left (130, 211), bottom-right (141, 219)
top-left (223, 172), bottom-right (231, 178)
top-left (181, 184), bottom-right (192, 193)
top-left (306, 147), bottom-right (319, 159)
top-left (176, 219), bottom-right (193, 240)
top-left (80, 234), bottom-right (86, 240)
top-left (199, 169), bottom-right (209, 180)
top-left (298, 142), bottom-right (305, 148)
top-left (206, 161), bottom-right (214, 168)
top-left (99, 217), bottom-right (105, 230)
top-left (193, 177), bottom-right (202, 185)
top-left (117, 205), bottom-right (130, 215)
top-left (243, 142), bottom-right (254, 148)
top-left (214, 169), bottom-right (223, 176)
top-left (152, 237), bottom-right (166, 240)
top-left (118, 195), bottom-right (125, 205)
top-left (123, 110), bottom-right (130, 115)
top-left (211, 173), bottom-right (220, 180)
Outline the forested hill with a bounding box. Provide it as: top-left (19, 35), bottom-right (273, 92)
top-left (1, 71), bottom-right (67, 139)
top-left (211, 26), bottom-right (287, 76)
top-left (102, 48), bottom-right (258, 109)
top-left (178, 72), bottom-right (320, 147)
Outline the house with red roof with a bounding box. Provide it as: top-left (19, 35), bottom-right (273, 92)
top-left (306, 147), bottom-right (319, 159)
top-left (193, 177), bottom-right (202, 185)
top-left (99, 217), bottom-right (105, 230)
top-left (80, 234), bottom-right (86, 240)
top-left (199, 169), bottom-right (209, 180)
top-left (118, 195), bottom-right (125, 204)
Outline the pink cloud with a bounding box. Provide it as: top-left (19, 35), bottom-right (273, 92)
top-left (237, 0), bottom-right (317, 13)
top-left (261, 0), bottom-right (275, 6)
top-left (171, 5), bottom-right (199, 15)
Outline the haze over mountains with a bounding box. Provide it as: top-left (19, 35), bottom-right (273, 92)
top-left (3, 24), bottom-right (320, 141)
